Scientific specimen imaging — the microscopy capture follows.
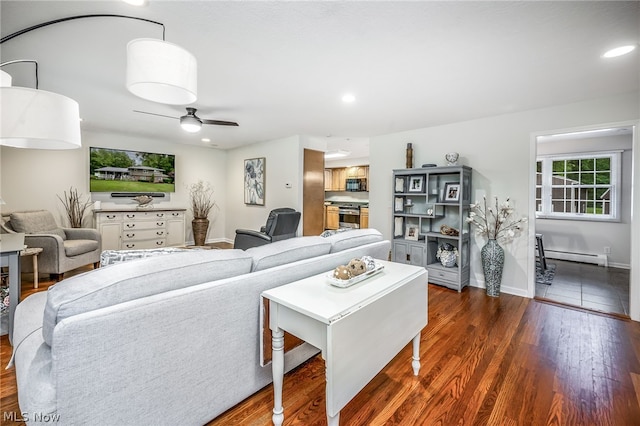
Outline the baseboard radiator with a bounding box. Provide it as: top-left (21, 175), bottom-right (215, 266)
top-left (544, 249), bottom-right (608, 267)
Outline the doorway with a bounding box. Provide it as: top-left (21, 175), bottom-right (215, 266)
top-left (532, 124), bottom-right (635, 316)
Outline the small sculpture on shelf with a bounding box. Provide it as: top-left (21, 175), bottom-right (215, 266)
top-left (436, 243), bottom-right (458, 267)
top-left (440, 224), bottom-right (459, 236)
top-left (445, 152), bottom-right (459, 166)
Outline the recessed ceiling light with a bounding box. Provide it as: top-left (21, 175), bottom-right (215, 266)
top-left (325, 149), bottom-right (350, 159)
top-left (603, 45), bottom-right (636, 58)
top-left (122, 0), bottom-right (147, 5)
top-left (201, 138), bottom-right (210, 142)
top-left (342, 93), bottom-right (356, 103)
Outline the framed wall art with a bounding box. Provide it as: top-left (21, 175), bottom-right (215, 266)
top-left (244, 158), bottom-right (265, 205)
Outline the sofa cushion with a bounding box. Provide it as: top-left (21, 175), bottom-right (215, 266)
top-left (246, 236), bottom-right (331, 272)
top-left (323, 228), bottom-right (383, 253)
top-left (10, 211), bottom-right (67, 240)
top-left (42, 249), bottom-right (253, 346)
top-left (63, 239), bottom-right (100, 257)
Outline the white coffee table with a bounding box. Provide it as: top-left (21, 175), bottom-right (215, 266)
top-left (262, 260), bottom-right (428, 426)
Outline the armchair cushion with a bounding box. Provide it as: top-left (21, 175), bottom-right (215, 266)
top-left (64, 239), bottom-right (100, 257)
top-left (10, 211), bottom-right (67, 240)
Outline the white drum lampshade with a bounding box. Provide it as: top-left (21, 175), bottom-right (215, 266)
top-left (0, 87), bottom-right (81, 149)
top-left (126, 38), bottom-right (197, 105)
top-left (0, 70), bottom-right (12, 87)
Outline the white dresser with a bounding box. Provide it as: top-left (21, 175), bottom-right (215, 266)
top-left (94, 209), bottom-right (186, 251)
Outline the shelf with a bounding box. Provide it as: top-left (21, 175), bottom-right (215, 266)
top-left (392, 166), bottom-right (472, 293)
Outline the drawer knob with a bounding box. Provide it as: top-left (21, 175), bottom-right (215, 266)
top-left (126, 233), bottom-right (135, 238)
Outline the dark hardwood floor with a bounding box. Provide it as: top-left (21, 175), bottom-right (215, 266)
top-left (2, 263), bottom-right (640, 425)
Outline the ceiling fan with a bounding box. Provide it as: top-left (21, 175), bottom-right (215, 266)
top-left (133, 107), bottom-right (239, 133)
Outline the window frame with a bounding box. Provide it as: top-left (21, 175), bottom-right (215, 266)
top-left (536, 150), bottom-right (622, 222)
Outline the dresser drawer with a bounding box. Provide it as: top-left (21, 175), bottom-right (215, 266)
top-left (122, 220), bottom-right (166, 231)
top-left (122, 228), bottom-right (167, 241)
top-left (122, 211), bottom-right (171, 221)
top-left (122, 239), bottom-right (167, 250)
top-left (427, 266), bottom-right (458, 283)
top-left (96, 212), bottom-right (123, 222)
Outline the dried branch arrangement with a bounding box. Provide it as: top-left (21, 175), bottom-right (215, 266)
top-left (57, 187), bottom-right (93, 228)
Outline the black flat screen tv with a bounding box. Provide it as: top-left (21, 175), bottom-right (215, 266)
top-left (89, 147), bottom-right (176, 193)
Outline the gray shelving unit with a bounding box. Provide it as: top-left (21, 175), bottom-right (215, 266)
top-left (391, 166), bottom-right (472, 292)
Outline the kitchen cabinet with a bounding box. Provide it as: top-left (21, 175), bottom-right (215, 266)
top-left (360, 207), bottom-right (369, 229)
top-left (324, 169), bottom-right (332, 191)
top-left (391, 166), bottom-right (472, 292)
top-left (325, 205), bottom-right (339, 230)
top-left (324, 166), bottom-right (369, 191)
top-left (331, 168), bottom-right (346, 191)
top-left (94, 208), bottom-right (186, 251)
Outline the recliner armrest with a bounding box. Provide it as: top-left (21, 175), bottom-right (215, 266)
top-left (233, 229), bottom-right (273, 250)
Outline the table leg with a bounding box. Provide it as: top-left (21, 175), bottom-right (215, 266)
top-left (327, 412), bottom-right (340, 426)
top-left (271, 328), bottom-right (285, 426)
top-left (7, 253), bottom-right (20, 344)
top-left (33, 254), bottom-right (39, 289)
top-left (412, 332), bottom-right (421, 376)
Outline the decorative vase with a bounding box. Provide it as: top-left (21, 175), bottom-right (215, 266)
top-left (481, 239), bottom-right (504, 297)
top-left (406, 143), bottom-right (413, 168)
top-left (192, 218), bottom-right (209, 246)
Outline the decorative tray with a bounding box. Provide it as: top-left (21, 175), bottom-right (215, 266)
top-left (326, 262), bottom-right (385, 288)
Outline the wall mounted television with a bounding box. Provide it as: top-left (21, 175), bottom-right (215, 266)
top-left (89, 147), bottom-right (176, 193)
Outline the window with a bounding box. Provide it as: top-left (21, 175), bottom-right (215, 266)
top-left (536, 151), bottom-right (621, 221)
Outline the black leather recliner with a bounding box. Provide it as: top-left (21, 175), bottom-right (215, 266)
top-left (233, 208), bottom-right (301, 250)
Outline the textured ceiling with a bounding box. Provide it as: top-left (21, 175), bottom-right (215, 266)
top-left (1, 1), bottom-right (638, 152)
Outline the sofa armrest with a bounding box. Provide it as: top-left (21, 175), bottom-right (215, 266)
top-left (234, 229), bottom-right (272, 250)
top-left (63, 227), bottom-right (102, 242)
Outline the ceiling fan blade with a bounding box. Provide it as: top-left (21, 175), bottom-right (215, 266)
top-left (133, 110), bottom-right (178, 120)
top-left (201, 119), bottom-right (239, 127)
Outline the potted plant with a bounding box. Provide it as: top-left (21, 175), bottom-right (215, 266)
top-left (466, 196), bottom-right (527, 297)
top-left (189, 180), bottom-right (217, 246)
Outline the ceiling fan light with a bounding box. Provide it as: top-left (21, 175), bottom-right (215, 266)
top-left (180, 115), bottom-right (202, 133)
top-left (126, 38), bottom-right (197, 105)
top-left (0, 87), bottom-right (81, 149)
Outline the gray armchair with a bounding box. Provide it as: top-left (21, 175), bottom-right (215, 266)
top-left (1, 210), bottom-right (101, 280)
top-left (233, 208), bottom-right (301, 250)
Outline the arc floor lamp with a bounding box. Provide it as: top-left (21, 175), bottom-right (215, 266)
top-left (0, 14), bottom-right (198, 150)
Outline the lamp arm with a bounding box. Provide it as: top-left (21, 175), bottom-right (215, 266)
top-left (0, 14), bottom-right (166, 44)
top-left (0, 59), bottom-right (38, 89)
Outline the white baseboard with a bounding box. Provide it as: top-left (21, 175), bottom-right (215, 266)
top-left (544, 250), bottom-right (608, 267)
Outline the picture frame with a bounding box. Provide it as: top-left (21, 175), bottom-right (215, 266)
top-left (244, 158), bottom-right (265, 205)
top-left (405, 225), bottom-right (419, 241)
top-left (444, 182), bottom-right (460, 202)
top-left (394, 197), bottom-right (404, 212)
top-left (408, 176), bottom-right (424, 193)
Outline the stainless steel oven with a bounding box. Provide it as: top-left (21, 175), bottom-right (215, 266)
top-left (338, 205), bottom-right (360, 229)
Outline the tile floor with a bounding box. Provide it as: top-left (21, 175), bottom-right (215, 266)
top-left (535, 259), bottom-right (630, 316)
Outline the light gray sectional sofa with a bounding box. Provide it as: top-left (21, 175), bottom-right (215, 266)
top-left (11, 229), bottom-right (390, 425)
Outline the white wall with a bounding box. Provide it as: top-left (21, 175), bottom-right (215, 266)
top-left (369, 92), bottom-right (639, 299)
top-left (536, 134), bottom-right (633, 267)
top-left (0, 129), bottom-right (228, 244)
top-left (224, 135), bottom-right (303, 239)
